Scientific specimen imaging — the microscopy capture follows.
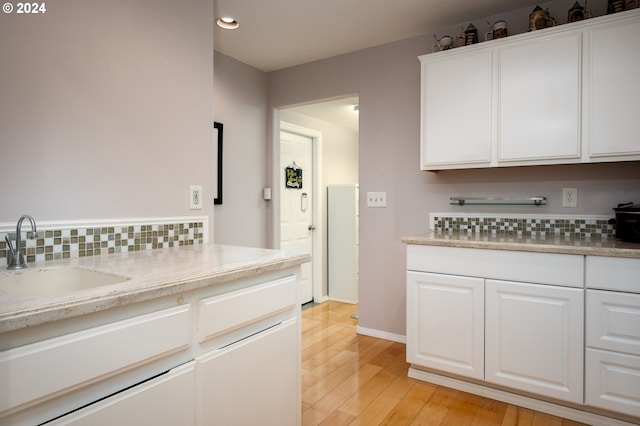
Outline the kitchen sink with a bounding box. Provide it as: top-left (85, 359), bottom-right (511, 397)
top-left (0, 268), bottom-right (129, 297)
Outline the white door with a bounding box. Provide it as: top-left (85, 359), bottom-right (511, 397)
top-left (280, 128), bottom-right (314, 304)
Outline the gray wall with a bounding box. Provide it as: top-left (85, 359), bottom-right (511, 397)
top-left (0, 0), bottom-right (214, 239)
top-left (213, 52), bottom-right (269, 247)
top-left (267, 4), bottom-right (640, 336)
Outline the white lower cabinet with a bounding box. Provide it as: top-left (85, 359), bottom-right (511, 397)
top-left (407, 245), bottom-right (640, 422)
top-left (407, 271), bottom-right (583, 404)
top-left (485, 280), bottom-right (584, 404)
top-left (198, 318), bottom-right (299, 426)
top-left (52, 362), bottom-right (196, 425)
top-left (406, 245), bottom-right (584, 403)
top-left (406, 271), bottom-right (484, 380)
top-left (0, 270), bottom-right (302, 425)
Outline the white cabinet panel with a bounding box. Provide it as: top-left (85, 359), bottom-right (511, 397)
top-left (498, 32), bottom-right (581, 163)
top-left (586, 256), bottom-right (640, 294)
top-left (588, 15), bottom-right (640, 160)
top-left (198, 275), bottom-right (296, 342)
top-left (586, 348), bottom-right (640, 417)
top-left (328, 184), bottom-right (359, 303)
top-left (587, 290), bottom-right (640, 356)
top-left (198, 318), bottom-right (299, 426)
top-left (407, 271), bottom-right (484, 380)
top-left (485, 280), bottom-right (583, 403)
top-left (52, 362), bottom-right (196, 426)
top-left (420, 49), bottom-right (493, 169)
top-left (407, 245), bottom-right (584, 287)
top-left (0, 305), bottom-right (191, 414)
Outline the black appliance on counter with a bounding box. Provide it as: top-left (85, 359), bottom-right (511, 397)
top-left (613, 203), bottom-right (640, 243)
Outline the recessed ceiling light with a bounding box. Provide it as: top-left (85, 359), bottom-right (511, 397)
top-left (217, 17), bottom-right (239, 30)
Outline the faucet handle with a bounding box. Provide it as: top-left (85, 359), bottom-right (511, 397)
top-left (4, 234), bottom-right (16, 257)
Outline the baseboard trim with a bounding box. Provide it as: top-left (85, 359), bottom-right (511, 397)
top-left (356, 326), bottom-right (406, 344)
top-left (408, 367), bottom-right (637, 426)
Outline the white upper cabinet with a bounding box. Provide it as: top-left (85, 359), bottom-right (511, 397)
top-left (586, 15), bottom-right (640, 161)
top-left (420, 49), bottom-right (493, 169)
top-left (497, 32), bottom-right (582, 164)
top-left (419, 9), bottom-right (640, 170)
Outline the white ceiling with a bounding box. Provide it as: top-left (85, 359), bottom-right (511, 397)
top-left (283, 96), bottom-right (360, 133)
top-left (213, 0), bottom-right (542, 130)
top-left (213, 0), bottom-right (543, 72)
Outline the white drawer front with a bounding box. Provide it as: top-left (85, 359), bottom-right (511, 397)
top-left (586, 348), bottom-right (640, 418)
top-left (586, 256), bottom-right (640, 293)
top-left (587, 289), bottom-right (640, 356)
top-left (407, 245), bottom-right (584, 287)
top-left (198, 275), bottom-right (296, 341)
top-left (0, 305), bottom-right (191, 414)
top-left (52, 361), bottom-right (196, 425)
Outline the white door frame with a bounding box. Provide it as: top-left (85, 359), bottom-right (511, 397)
top-left (274, 120), bottom-right (324, 304)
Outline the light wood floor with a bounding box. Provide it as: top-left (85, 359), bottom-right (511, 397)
top-left (301, 301), bottom-right (587, 426)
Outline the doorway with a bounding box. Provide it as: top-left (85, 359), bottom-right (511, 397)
top-left (275, 95), bottom-right (359, 305)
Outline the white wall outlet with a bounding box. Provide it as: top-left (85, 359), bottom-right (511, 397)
top-left (562, 187), bottom-right (577, 208)
top-left (367, 191), bottom-right (387, 208)
top-left (190, 185), bottom-right (202, 209)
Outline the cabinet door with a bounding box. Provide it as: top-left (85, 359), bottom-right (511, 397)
top-left (198, 317), bottom-right (299, 426)
top-left (420, 49), bottom-right (493, 169)
top-left (587, 15), bottom-right (640, 160)
top-left (407, 271), bottom-right (484, 380)
top-left (585, 348), bottom-right (640, 417)
top-left (587, 290), bottom-right (640, 356)
top-left (485, 280), bottom-right (583, 403)
top-left (498, 32), bottom-right (582, 164)
top-left (53, 362), bottom-right (196, 425)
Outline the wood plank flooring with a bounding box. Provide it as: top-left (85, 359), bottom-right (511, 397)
top-left (301, 301), bottom-right (586, 426)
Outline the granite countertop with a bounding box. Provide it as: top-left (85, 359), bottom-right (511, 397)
top-left (402, 232), bottom-right (640, 259)
top-left (0, 245), bottom-right (310, 333)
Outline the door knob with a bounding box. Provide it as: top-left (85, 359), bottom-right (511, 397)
top-left (308, 225), bottom-right (316, 231)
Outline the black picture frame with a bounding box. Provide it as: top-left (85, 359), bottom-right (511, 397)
top-left (214, 122), bottom-right (223, 205)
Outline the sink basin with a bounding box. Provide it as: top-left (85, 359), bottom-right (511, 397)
top-left (0, 268), bottom-right (129, 297)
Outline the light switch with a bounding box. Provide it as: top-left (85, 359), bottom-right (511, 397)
top-left (367, 192), bottom-right (387, 208)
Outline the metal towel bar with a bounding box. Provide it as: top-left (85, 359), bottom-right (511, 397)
top-left (450, 196), bottom-right (547, 206)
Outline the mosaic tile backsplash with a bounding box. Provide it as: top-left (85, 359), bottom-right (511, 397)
top-left (432, 215), bottom-right (615, 239)
top-left (0, 220), bottom-right (205, 268)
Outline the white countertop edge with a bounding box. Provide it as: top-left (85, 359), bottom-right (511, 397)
top-left (0, 245), bottom-right (310, 333)
top-left (402, 232), bottom-right (640, 259)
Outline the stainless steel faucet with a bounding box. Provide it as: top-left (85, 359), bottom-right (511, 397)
top-left (4, 215), bottom-right (38, 270)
